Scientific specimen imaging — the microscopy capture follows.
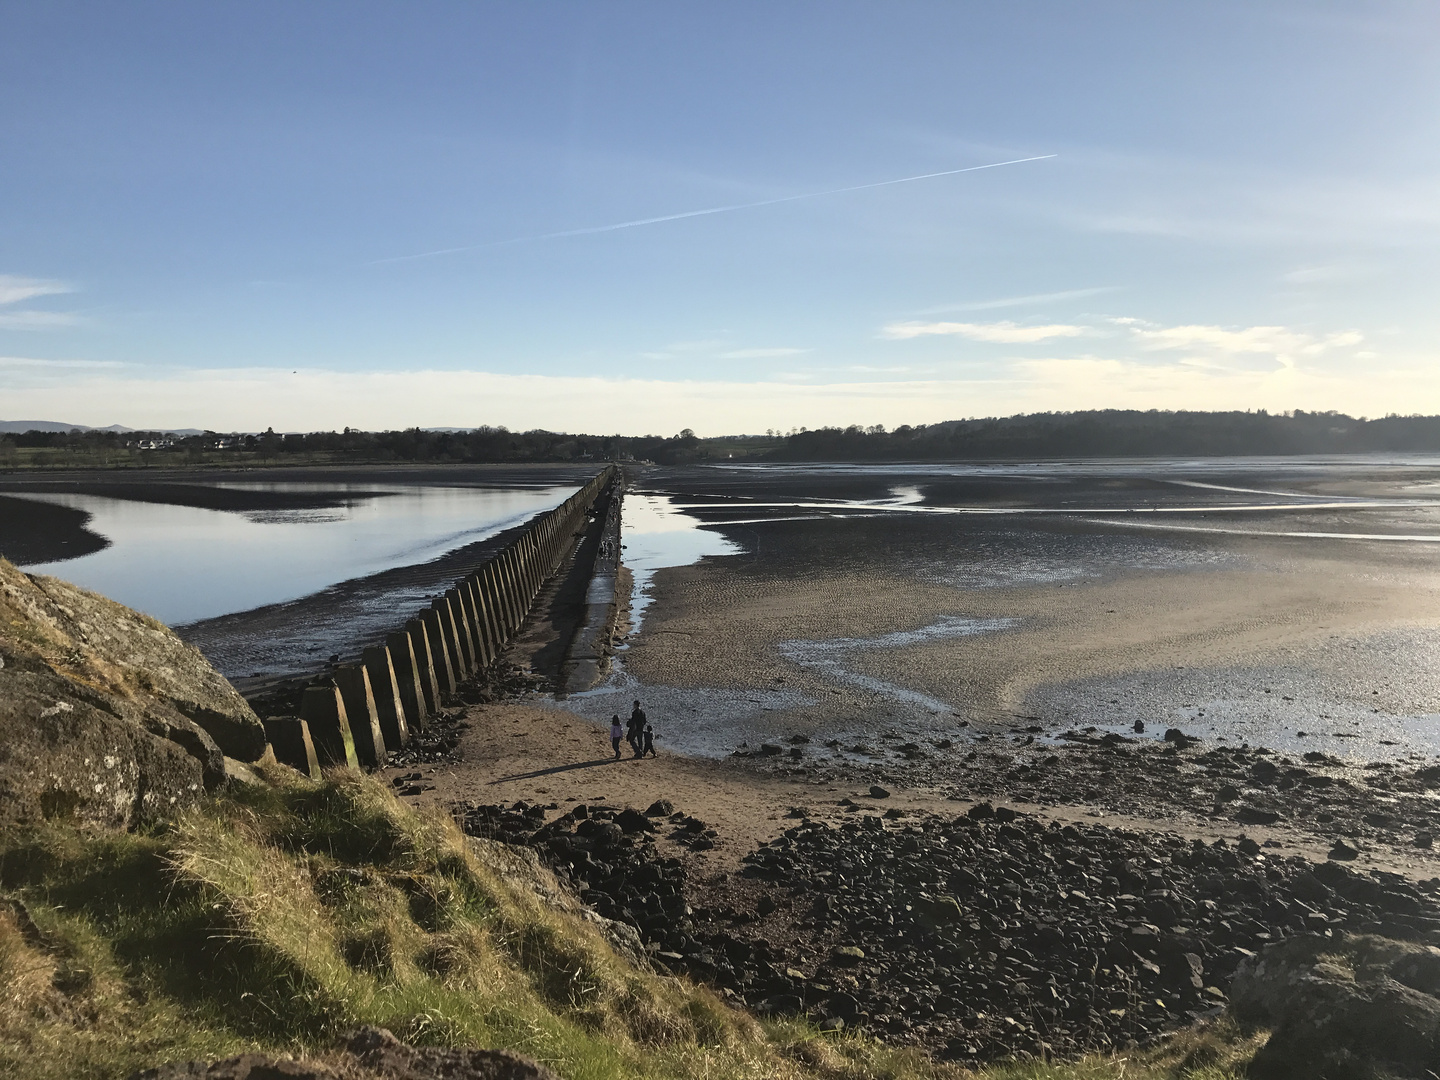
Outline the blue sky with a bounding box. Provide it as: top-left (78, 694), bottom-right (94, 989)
top-left (2, 1), bottom-right (1438, 434)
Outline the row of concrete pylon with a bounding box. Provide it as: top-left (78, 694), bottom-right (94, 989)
top-left (264, 465), bottom-right (618, 776)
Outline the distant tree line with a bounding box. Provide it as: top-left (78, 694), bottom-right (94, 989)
top-left (765, 410), bottom-right (1440, 460)
top-left (0, 425), bottom-right (724, 465)
top-left (8, 410), bottom-right (1440, 468)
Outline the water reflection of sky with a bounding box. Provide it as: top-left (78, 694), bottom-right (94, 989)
top-left (620, 492), bottom-right (740, 628)
top-left (14, 484), bottom-right (576, 625)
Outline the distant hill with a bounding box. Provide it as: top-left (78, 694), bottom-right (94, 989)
top-left (0, 420), bottom-right (203, 435)
top-left (767, 410), bottom-right (1440, 461)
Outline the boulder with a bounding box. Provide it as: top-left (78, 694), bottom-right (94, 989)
top-left (0, 559), bottom-right (266, 828)
top-left (3, 562), bottom-right (267, 759)
top-left (1232, 933), bottom-right (1440, 1079)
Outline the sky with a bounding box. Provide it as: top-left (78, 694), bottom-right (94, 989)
top-left (2, 1), bottom-right (1439, 435)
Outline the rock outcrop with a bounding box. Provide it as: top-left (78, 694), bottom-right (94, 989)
top-left (1233, 933), bottom-right (1440, 1079)
top-left (0, 558), bottom-right (268, 828)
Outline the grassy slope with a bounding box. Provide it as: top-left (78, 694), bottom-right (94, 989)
top-left (0, 770), bottom-right (1262, 1080)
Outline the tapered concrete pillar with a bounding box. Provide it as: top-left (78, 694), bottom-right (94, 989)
top-left (485, 561), bottom-right (516, 637)
top-left (363, 645), bottom-right (410, 751)
top-left (518, 532), bottom-right (539, 598)
top-left (506, 552), bottom-right (529, 622)
top-left (421, 607), bottom-right (457, 697)
top-left (263, 717), bottom-right (320, 780)
top-left (430, 598), bottom-right (465, 683)
top-left (385, 632), bottom-right (426, 733)
top-left (473, 573), bottom-right (503, 660)
top-left (300, 684), bottom-right (358, 769)
top-left (444, 589), bottom-right (475, 674)
top-left (458, 580), bottom-right (492, 668)
top-left (406, 618), bottom-right (442, 718)
top-left (334, 664), bottom-right (387, 769)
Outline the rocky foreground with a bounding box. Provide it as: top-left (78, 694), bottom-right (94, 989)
top-left (461, 797), bottom-right (1440, 1064)
top-left (739, 726), bottom-right (1440, 871)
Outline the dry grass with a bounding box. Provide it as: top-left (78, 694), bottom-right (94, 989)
top-left (0, 771), bottom-right (1261, 1080)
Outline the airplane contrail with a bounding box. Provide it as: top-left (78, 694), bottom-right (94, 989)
top-left (369, 153), bottom-right (1057, 265)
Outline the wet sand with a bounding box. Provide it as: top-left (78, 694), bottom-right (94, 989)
top-left (605, 463), bottom-right (1440, 756)
top-left (0, 494), bottom-right (109, 564)
top-left (536, 460), bottom-right (1440, 872)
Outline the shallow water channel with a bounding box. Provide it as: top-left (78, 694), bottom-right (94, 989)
top-left (11, 483), bottom-right (577, 626)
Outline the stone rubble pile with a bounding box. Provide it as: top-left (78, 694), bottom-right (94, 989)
top-left (459, 798), bottom-right (1440, 1063)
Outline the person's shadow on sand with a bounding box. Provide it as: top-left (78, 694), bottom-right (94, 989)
top-left (492, 757), bottom-right (623, 783)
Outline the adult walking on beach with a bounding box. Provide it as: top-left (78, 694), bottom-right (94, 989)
top-left (628, 700), bottom-right (647, 758)
top-left (610, 716), bottom-right (624, 760)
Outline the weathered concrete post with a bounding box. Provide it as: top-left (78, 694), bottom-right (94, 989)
top-left (263, 716), bottom-right (321, 779)
top-left (406, 618), bottom-right (442, 719)
top-left (421, 607), bottom-right (457, 697)
top-left (300, 683), bottom-right (359, 769)
top-left (488, 559), bottom-right (517, 635)
top-left (429, 598), bottom-right (464, 685)
top-left (502, 550), bottom-right (525, 624)
top-left (519, 531), bottom-right (540, 600)
top-left (385, 632), bottom-right (427, 734)
top-left (363, 644), bottom-right (410, 751)
top-left (474, 572), bottom-right (504, 660)
top-left (444, 589), bottom-right (475, 675)
top-left (458, 580), bottom-right (492, 668)
top-left (333, 664), bottom-right (387, 769)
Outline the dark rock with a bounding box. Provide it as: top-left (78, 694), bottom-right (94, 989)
top-left (1233, 935), bottom-right (1440, 1080)
top-left (1329, 839), bottom-right (1360, 861)
top-left (1235, 806), bottom-right (1282, 826)
top-left (1215, 784), bottom-right (1240, 803)
top-left (615, 808), bottom-right (654, 834)
top-left (1250, 759), bottom-right (1280, 783)
top-left (759, 744), bottom-right (783, 756)
top-left (868, 785), bottom-right (891, 799)
top-left (644, 799), bottom-right (673, 817)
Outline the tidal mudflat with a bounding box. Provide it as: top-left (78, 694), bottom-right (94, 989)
top-left (546, 458), bottom-right (1440, 871)
top-left (565, 460), bottom-right (1440, 752)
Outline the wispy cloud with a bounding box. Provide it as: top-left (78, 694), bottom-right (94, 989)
top-left (914, 287), bottom-right (1121, 314)
top-left (370, 154), bottom-right (1057, 265)
top-left (0, 311), bottom-right (81, 330)
top-left (719, 347), bottom-right (809, 360)
top-left (0, 275), bottom-right (72, 306)
top-left (1132, 323), bottom-right (1363, 366)
top-left (0, 355), bottom-right (123, 370)
top-left (1280, 264), bottom-right (1372, 285)
top-left (0, 275), bottom-right (80, 331)
top-left (883, 320), bottom-right (1087, 343)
